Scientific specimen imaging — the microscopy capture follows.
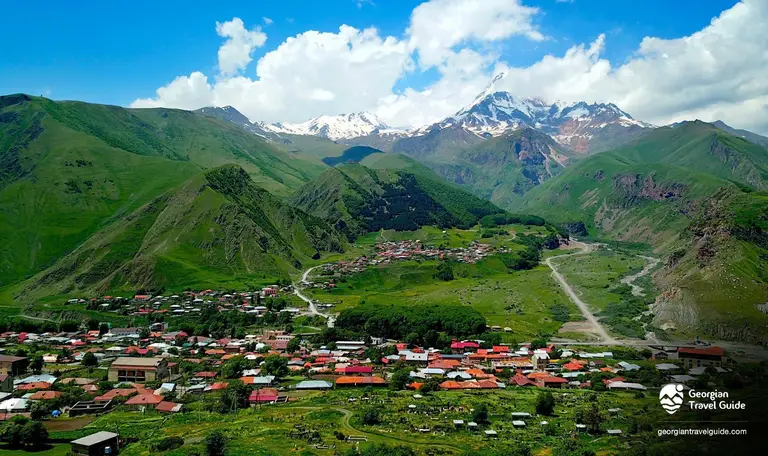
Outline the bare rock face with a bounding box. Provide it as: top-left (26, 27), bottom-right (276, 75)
top-left (610, 173), bottom-right (685, 207)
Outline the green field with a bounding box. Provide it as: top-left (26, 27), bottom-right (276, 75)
top-left (0, 444), bottom-right (71, 456)
top-left (308, 256), bottom-right (579, 339)
top-left (57, 388), bottom-right (666, 456)
top-left (548, 248), bottom-right (647, 313)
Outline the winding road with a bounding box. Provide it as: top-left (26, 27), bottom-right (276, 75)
top-left (294, 265), bottom-right (335, 327)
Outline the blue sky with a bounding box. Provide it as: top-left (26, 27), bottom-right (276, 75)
top-left (1, 0), bottom-right (736, 105)
top-left (2, 0), bottom-right (765, 134)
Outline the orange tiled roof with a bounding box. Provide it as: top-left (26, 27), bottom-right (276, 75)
top-left (335, 376), bottom-right (386, 385)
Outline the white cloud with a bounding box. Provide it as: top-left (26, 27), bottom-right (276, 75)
top-left (131, 1), bottom-right (768, 135)
top-left (407, 0), bottom-right (543, 68)
top-left (133, 24), bottom-right (409, 123)
top-left (132, 72), bottom-right (213, 109)
top-left (215, 18), bottom-right (267, 75)
top-left (263, 17), bottom-right (273, 25)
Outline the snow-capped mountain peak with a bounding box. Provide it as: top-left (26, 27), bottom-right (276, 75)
top-left (266, 111), bottom-right (391, 140)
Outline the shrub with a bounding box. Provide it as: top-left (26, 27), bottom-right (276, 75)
top-left (152, 436), bottom-right (184, 452)
top-left (535, 391), bottom-right (556, 416)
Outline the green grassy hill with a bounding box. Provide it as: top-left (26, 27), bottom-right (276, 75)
top-left (515, 124), bottom-right (768, 342)
top-left (289, 163), bottom-right (505, 239)
top-left (15, 165), bottom-right (347, 301)
top-left (610, 121), bottom-right (768, 190)
top-left (0, 94), bottom-right (325, 290)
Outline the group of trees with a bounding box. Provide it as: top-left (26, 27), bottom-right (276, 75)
top-left (479, 213), bottom-right (547, 228)
top-left (0, 416), bottom-right (49, 449)
top-left (336, 303), bottom-right (486, 342)
top-left (0, 317), bottom-right (93, 335)
top-left (434, 261), bottom-right (455, 281)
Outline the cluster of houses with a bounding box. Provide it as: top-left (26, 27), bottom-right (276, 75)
top-left (0, 319), bottom-right (729, 424)
top-left (71, 286), bottom-right (295, 318)
top-left (311, 240), bottom-right (501, 284)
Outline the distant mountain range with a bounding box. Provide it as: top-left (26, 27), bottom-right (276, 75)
top-left (266, 111), bottom-right (399, 141)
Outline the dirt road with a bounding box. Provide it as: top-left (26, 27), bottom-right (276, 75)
top-left (294, 265), bottom-right (335, 328)
top-left (545, 242), bottom-right (617, 345)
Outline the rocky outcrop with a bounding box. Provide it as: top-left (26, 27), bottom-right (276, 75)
top-left (610, 173), bottom-right (685, 207)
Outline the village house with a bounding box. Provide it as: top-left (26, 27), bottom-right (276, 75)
top-left (108, 357), bottom-right (170, 382)
top-left (677, 346), bottom-right (725, 369)
top-left (0, 354), bottom-right (27, 376)
top-left (0, 374), bottom-right (12, 392)
top-left (531, 351), bottom-right (549, 371)
top-left (70, 431), bottom-right (119, 456)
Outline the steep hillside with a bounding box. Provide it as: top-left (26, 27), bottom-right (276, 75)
top-left (289, 163), bottom-right (505, 239)
top-left (516, 126), bottom-right (768, 342)
top-left (430, 128), bottom-right (573, 209)
top-left (712, 120), bottom-right (768, 148)
top-left (389, 124), bottom-right (486, 161)
top-left (16, 165), bottom-right (346, 300)
top-left (195, 106), bottom-right (288, 143)
top-left (655, 189), bottom-right (768, 343)
top-left (0, 95), bottom-right (324, 288)
top-left (611, 121), bottom-right (768, 190)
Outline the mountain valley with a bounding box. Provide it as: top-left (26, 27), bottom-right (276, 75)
top-left (1, 84), bottom-right (767, 344)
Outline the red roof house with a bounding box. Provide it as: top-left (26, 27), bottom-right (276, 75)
top-left (249, 388), bottom-right (280, 403)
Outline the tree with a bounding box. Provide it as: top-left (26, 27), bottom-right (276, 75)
top-left (139, 327), bottom-right (150, 339)
top-left (221, 380), bottom-right (251, 412)
top-left (404, 332), bottom-right (420, 347)
top-left (435, 261), bottom-right (454, 281)
top-left (530, 338), bottom-right (548, 350)
top-left (20, 420), bottom-right (48, 447)
top-left (58, 320), bottom-right (79, 332)
top-left (419, 377), bottom-right (441, 393)
top-left (286, 337), bottom-right (301, 354)
top-left (575, 403), bottom-right (602, 434)
top-left (30, 356), bottom-right (44, 374)
top-left (205, 430), bottom-right (227, 456)
top-left (535, 391), bottom-right (556, 416)
top-left (359, 406), bottom-right (381, 426)
top-left (221, 356), bottom-right (250, 379)
top-left (0, 416), bottom-right (48, 449)
top-left (471, 403), bottom-right (489, 424)
top-left (390, 369), bottom-right (411, 391)
top-left (82, 352), bottom-right (98, 368)
top-left (30, 401), bottom-right (51, 420)
top-left (423, 330), bottom-right (439, 348)
top-left (262, 355), bottom-right (289, 379)
top-left (58, 347), bottom-right (72, 362)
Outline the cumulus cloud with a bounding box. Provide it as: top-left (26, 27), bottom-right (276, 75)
top-left (215, 18), bottom-right (267, 75)
top-left (133, 23), bottom-right (409, 123)
top-left (263, 17), bottom-right (273, 25)
top-left (408, 0), bottom-right (544, 68)
top-left (131, 1), bottom-right (768, 134)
